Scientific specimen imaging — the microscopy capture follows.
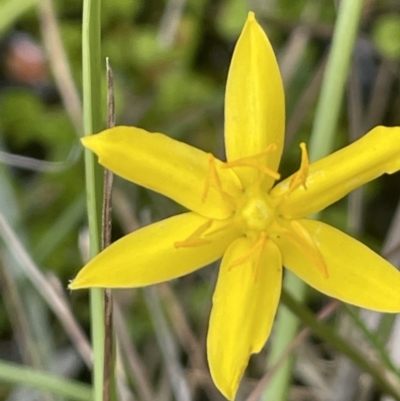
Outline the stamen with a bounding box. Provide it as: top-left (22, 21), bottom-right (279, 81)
top-left (228, 232), bottom-right (267, 281)
top-left (223, 144), bottom-right (281, 181)
top-left (286, 220), bottom-right (329, 278)
top-left (288, 142), bottom-right (309, 194)
top-left (201, 154), bottom-right (235, 210)
top-left (174, 219), bottom-right (213, 248)
top-left (202, 153), bottom-right (224, 202)
top-left (203, 218), bottom-right (239, 238)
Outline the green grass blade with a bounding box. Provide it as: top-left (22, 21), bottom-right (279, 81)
top-left (82, 0), bottom-right (105, 400)
top-left (0, 359), bottom-right (92, 401)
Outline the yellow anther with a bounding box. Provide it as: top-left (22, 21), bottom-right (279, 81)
top-left (288, 142), bottom-right (309, 194)
top-left (174, 219), bottom-right (213, 248)
top-left (229, 232), bottom-right (267, 283)
top-left (286, 220), bottom-right (328, 278)
top-left (223, 144), bottom-right (281, 181)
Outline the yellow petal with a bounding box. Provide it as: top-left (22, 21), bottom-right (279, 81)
top-left (69, 213), bottom-right (241, 289)
top-left (207, 237), bottom-right (282, 399)
top-left (276, 219), bottom-right (400, 312)
top-left (224, 12), bottom-right (285, 191)
top-left (273, 126), bottom-right (400, 218)
top-left (82, 127), bottom-right (242, 219)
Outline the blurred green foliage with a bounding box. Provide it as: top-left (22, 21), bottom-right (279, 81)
top-left (372, 13), bottom-right (400, 59)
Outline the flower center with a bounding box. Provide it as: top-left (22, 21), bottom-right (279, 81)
top-left (236, 187), bottom-right (276, 235)
top-left (173, 142), bottom-right (329, 278)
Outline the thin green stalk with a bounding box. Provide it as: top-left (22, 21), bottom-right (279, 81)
top-left (263, 1), bottom-right (365, 400)
top-left (264, 272), bottom-right (307, 401)
top-left (309, 0), bottom-right (365, 161)
top-left (0, 360), bottom-right (92, 401)
top-left (82, 0), bottom-right (104, 400)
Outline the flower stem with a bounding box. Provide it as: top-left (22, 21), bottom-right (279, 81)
top-left (309, 0), bottom-right (365, 161)
top-left (82, 0), bottom-right (104, 400)
top-left (263, 1), bottom-right (365, 400)
top-left (263, 271), bottom-right (306, 401)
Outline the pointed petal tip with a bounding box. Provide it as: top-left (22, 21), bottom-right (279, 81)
top-left (247, 11), bottom-right (256, 22)
top-left (209, 369), bottom-right (239, 401)
top-left (67, 281), bottom-right (78, 290)
top-left (80, 133), bottom-right (100, 152)
top-left (80, 134), bottom-right (92, 144)
top-left (80, 127), bottom-right (123, 152)
top-left (221, 386), bottom-right (236, 401)
top-left (244, 11), bottom-right (260, 31)
top-left (68, 276), bottom-right (89, 290)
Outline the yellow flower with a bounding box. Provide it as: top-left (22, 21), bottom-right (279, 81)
top-left (70, 12), bottom-right (400, 400)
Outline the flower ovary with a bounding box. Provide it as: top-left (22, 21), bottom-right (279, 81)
top-left (236, 190), bottom-right (276, 235)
